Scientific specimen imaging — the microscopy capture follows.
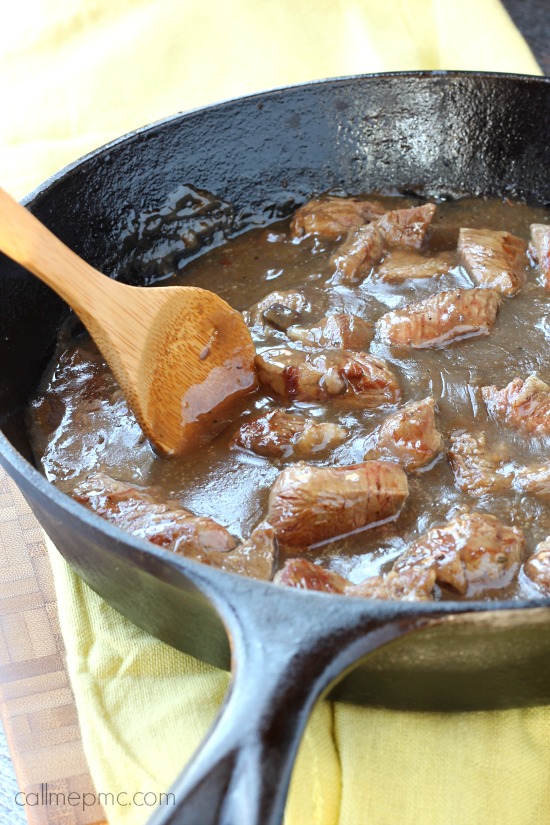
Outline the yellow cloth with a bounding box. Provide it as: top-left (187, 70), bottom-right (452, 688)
top-left (2, 0), bottom-right (546, 823)
top-left (48, 540), bottom-right (550, 825)
top-left (0, 0), bottom-right (540, 199)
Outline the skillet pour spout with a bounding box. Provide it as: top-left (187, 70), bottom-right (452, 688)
top-left (0, 71), bottom-right (550, 825)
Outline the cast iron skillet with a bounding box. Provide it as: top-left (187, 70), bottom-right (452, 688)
top-left (1, 72), bottom-right (550, 825)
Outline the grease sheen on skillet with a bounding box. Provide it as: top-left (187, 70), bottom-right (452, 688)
top-left (28, 193), bottom-right (550, 602)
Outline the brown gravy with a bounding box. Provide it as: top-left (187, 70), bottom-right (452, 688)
top-left (28, 195), bottom-right (550, 600)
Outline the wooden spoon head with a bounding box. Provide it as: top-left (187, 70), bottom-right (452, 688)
top-left (0, 186), bottom-right (256, 456)
top-left (107, 286), bottom-right (257, 456)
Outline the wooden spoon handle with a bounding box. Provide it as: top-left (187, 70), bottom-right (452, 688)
top-left (0, 187), bottom-right (120, 315)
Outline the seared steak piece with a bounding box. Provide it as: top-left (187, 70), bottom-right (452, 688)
top-left (222, 522), bottom-right (278, 580)
top-left (393, 512), bottom-right (524, 596)
top-left (287, 313), bottom-right (373, 350)
top-left (72, 472), bottom-right (236, 557)
top-left (457, 228), bottom-right (528, 296)
top-left (290, 196), bottom-right (385, 240)
top-left (231, 409), bottom-right (347, 459)
top-left (363, 397), bottom-right (443, 471)
top-left (330, 223), bottom-right (386, 283)
top-left (276, 557), bottom-right (435, 601)
top-left (275, 558), bottom-right (348, 593)
top-left (376, 288), bottom-right (501, 349)
top-left (530, 224), bottom-right (550, 288)
top-left (330, 203), bottom-right (437, 282)
top-left (244, 290), bottom-right (310, 335)
top-left (345, 566), bottom-right (436, 601)
top-left (255, 347), bottom-right (401, 407)
top-left (481, 375), bottom-right (550, 436)
top-left (513, 464), bottom-right (550, 497)
top-left (448, 430), bottom-right (513, 497)
top-left (375, 250), bottom-right (453, 283)
top-left (267, 460), bottom-right (408, 547)
top-left (73, 473), bottom-right (278, 580)
top-left (376, 203), bottom-right (437, 250)
top-left (524, 537), bottom-right (550, 595)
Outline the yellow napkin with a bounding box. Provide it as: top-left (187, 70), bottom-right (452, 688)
top-left (2, 0), bottom-right (546, 823)
top-left (48, 539), bottom-right (550, 825)
top-left (0, 0), bottom-right (540, 199)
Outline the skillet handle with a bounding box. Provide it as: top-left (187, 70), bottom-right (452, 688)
top-left (146, 585), bottom-right (443, 825)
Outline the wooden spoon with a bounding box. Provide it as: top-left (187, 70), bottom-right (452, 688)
top-left (0, 187), bottom-right (257, 456)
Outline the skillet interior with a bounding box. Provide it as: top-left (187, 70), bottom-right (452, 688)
top-left (1, 72), bottom-right (550, 712)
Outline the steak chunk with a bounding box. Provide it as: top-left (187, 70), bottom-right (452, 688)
top-left (275, 558), bottom-right (348, 593)
top-left (244, 290), bottom-right (310, 335)
top-left (222, 522), bottom-right (278, 580)
top-left (330, 203), bottom-right (437, 282)
top-left (72, 473), bottom-right (236, 557)
top-left (330, 222), bottom-right (386, 283)
top-left (524, 537), bottom-right (550, 595)
top-left (530, 224), bottom-right (550, 289)
top-left (286, 312), bottom-right (374, 350)
top-left (458, 228), bottom-right (528, 296)
top-left (255, 347), bottom-right (401, 407)
top-left (345, 566), bottom-right (436, 601)
top-left (376, 288), bottom-right (501, 349)
top-left (393, 512), bottom-right (524, 596)
top-left (481, 375), bottom-right (550, 436)
top-left (376, 203), bottom-right (437, 250)
top-left (290, 196), bottom-right (385, 240)
top-left (375, 250), bottom-right (453, 283)
top-left (276, 558), bottom-right (435, 601)
top-left (287, 313), bottom-right (373, 350)
top-left (231, 409), bottom-right (347, 459)
top-left (267, 460), bottom-right (408, 547)
top-left (513, 464), bottom-right (550, 497)
top-left (363, 397), bottom-right (443, 471)
top-left (73, 473), bottom-right (278, 580)
top-left (448, 430), bottom-right (513, 497)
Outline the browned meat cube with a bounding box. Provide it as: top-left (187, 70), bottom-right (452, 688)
top-left (363, 397), bottom-right (443, 471)
top-left (290, 196), bottom-right (385, 240)
top-left (481, 375), bottom-right (550, 436)
top-left (376, 203), bottom-right (437, 250)
top-left (255, 347), bottom-right (401, 407)
top-left (287, 313), bottom-right (373, 350)
top-left (244, 290), bottom-right (310, 335)
top-left (330, 223), bottom-right (386, 283)
top-left (220, 522), bottom-right (278, 580)
top-left (457, 228), bottom-right (528, 296)
top-left (513, 463), bottom-right (550, 497)
top-left (524, 538), bottom-right (550, 595)
top-left (375, 250), bottom-right (453, 283)
top-left (393, 512), bottom-right (524, 596)
top-left (267, 460), bottom-right (408, 547)
top-left (448, 430), bottom-right (513, 497)
top-left (231, 409), bottom-right (347, 459)
top-left (72, 472), bottom-right (236, 557)
top-left (345, 566), bottom-right (436, 601)
top-left (530, 224), bottom-right (550, 289)
top-left (274, 558), bottom-right (348, 593)
top-left (275, 557), bottom-right (436, 601)
top-left (376, 288), bottom-right (501, 349)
